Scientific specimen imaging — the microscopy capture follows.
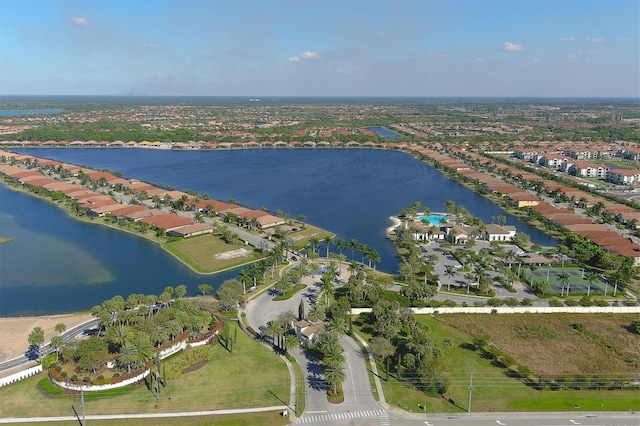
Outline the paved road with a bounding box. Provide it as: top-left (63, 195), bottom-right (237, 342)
top-left (244, 267), bottom-right (389, 425)
top-left (382, 411), bottom-right (640, 426)
top-left (0, 318), bottom-right (99, 372)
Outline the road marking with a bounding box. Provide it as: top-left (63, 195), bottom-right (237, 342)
top-left (344, 351), bottom-right (357, 402)
top-left (569, 420), bottom-right (581, 425)
top-left (496, 421), bottom-right (506, 425)
top-left (298, 409), bottom-right (387, 424)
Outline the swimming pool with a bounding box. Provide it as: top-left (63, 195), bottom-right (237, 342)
top-left (416, 214), bottom-right (449, 226)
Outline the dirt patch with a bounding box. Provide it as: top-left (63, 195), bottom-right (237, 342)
top-left (0, 313), bottom-right (95, 364)
top-left (213, 248), bottom-right (252, 260)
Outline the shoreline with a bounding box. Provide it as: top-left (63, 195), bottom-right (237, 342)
top-left (0, 179), bottom-right (270, 276)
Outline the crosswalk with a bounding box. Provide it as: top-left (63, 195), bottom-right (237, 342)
top-left (297, 409), bottom-right (387, 424)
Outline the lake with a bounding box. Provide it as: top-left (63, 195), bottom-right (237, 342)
top-left (0, 109), bottom-right (61, 117)
top-left (365, 126), bottom-right (401, 139)
top-left (4, 148), bottom-right (557, 315)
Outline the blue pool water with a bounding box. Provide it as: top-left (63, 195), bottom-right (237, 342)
top-left (416, 214), bottom-right (449, 226)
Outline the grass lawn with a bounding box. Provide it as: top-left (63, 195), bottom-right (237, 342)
top-left (0, 322), bottom-right (290, 418)
top-left (5, 412), bottom-right (289, 426)
top-left (273, 284), bottom-right (305, 301)
top-left (165, 234), bottom-right (261, 273)
top-left (286, 225), bottom-right (333, 249)
top-left (352, 313), bottom-right (640, 413)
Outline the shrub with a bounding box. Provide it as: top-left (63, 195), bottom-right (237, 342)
top-left (61, 371), bottom-right (67, 378)
top-left (579, 296), bottom-right (595, 307)
top-left (504, 297), bottom-right (519, 307)
top-left (548, 298), bottom-right (563, 307)
top-left (83, 376), bottom-right (91, 383)
top-left (487, 298), bottom-right (504, 307)
top-left (97, 375), bottom-right (104, 380)
top-left (521, 298), bottom-right (533, 306)
top-left (571, 322), bottom-right (586, 332)
top-left (565, 299), bottom-right (579, 307)
top-left (42, 353), bottom-right (57, 369)
top-left (112, 372), bottom-right (120, 378)
top-left (71, 374), bottom-right (78, 381)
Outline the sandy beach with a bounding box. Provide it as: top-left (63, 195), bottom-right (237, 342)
top-left (0, 312), bottom-right (94, 362)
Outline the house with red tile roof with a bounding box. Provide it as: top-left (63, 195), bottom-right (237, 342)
top-left (167, 223), bottom-right (214, 238)
top-left (140, 214), bottom-right (192, 231)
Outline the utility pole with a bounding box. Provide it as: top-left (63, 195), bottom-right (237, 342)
top-left (467, 372), bottom-right (473, 413)
top-left (81, 389), bottom-right (86, 426)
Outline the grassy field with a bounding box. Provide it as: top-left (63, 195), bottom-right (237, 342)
top-left (165, 234), bottom-right (260, 272)
top-left (353, 313), bottom-right (640, 413)
top-left (0, 322), bottom-right (290, 419)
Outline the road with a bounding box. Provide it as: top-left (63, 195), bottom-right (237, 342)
top-left (244, 267), bottom-right (389, 425)
top-left (0, 318), bottom-right (99, 372)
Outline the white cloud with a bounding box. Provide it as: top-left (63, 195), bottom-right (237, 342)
top-left (504, 41), bottom-right (523, 52)
top-left (560, 36), bottom-right (577, 42)
top-left (378, 32), bottom-right (388, 37)
top-left (472, 57), bottom-right (485, 64)
top-left (140, 44), bottom-right (161, 49)
top-left (586, 37), bottom-right (605, 43)
top-left (289, 51), bottom-right (321, 62)
top-left (533, 57), bottom-right (542, 64)
top-left (70, 16), bottom-right (91, 27)
top-left (428, 52), bottom-right (448, 59)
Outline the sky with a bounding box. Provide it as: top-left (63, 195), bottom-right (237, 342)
top-left (0, 0), bottom-right (638, 97)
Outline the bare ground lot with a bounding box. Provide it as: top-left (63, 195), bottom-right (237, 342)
top-left (440, 313), bottom-right (640, 376)
top-left (0, 313), bottom-right (94, 363)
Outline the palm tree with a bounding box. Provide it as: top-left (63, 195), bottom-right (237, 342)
top-left (283, 334), bottom-right (299, 354)
top-left (336, 239), bottom-right (348, 256)
top-left (166, 319), bottom-right (182, 340)
top-left (444, 266), bottom-right (455, 291)
top-left (327, 317), bottom-right (348, 336)
top-left (320, 272), bottom-right (335, 305)
top-left (238, 269), bottom-right (251, 294)
top-left (324, 363), bottom-right (346, 395)
top-left (308, 304), bottom-right (325, 323)
top-left (308, 236), bottom-right (320, 254)
top-left (54, 323), bottom-right (66, 336)
top-left (118, 342), bottom-right (138, 373)
top-left (558, 272), bottom-right (570, 297)
top-left (264, 321), bottom-right (280, 347)
top-left (108, 324), bottom-right (134, 349)
top-left (464, 272), bottom-right (475, 294)
top-left (50, 335), bottom-right (64, 361)
top-left (150, 324), bottom-right (168, 347)
top-left (323, 235), bottom-right (333, 258)
top-left (585, 271), bottom-right (598, 297)
top-left (132, 333), bottom-right (153, 367)
top-left (347, 239), bottom-right (359, 260)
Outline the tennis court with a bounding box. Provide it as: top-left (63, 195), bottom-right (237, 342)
top-left (524, 266), bottom-right (608, 295)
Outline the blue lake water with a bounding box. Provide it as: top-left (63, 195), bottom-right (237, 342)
top-left (365, 126), bottom-right (401, 139)
top-left (4, 148), bottom-right (557, 315)
top-left (0, 109), bottom-right (61, 117)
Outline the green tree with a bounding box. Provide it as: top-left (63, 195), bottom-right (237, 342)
top-left (75, 337), bottom-right (109, 373)
top-left (175, 284), bottom-right (187, 298)
top-left (27, 326), bottom-right (45, 363)
top-left (217, 279), bottom-right (243, 310)
top-left (198, 283), bottom-right (213, 295)
top-left (54, 323), bottom-right (66, 336)
top-left (50, 335), bottom-right (64, 361)
top-left (324, 363), bottom-right (346, 395)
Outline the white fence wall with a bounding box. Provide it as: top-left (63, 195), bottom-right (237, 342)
top-left (350, 306), bottom-right (640, 315)
top-left (0, 365), bottom-right (43, 388)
